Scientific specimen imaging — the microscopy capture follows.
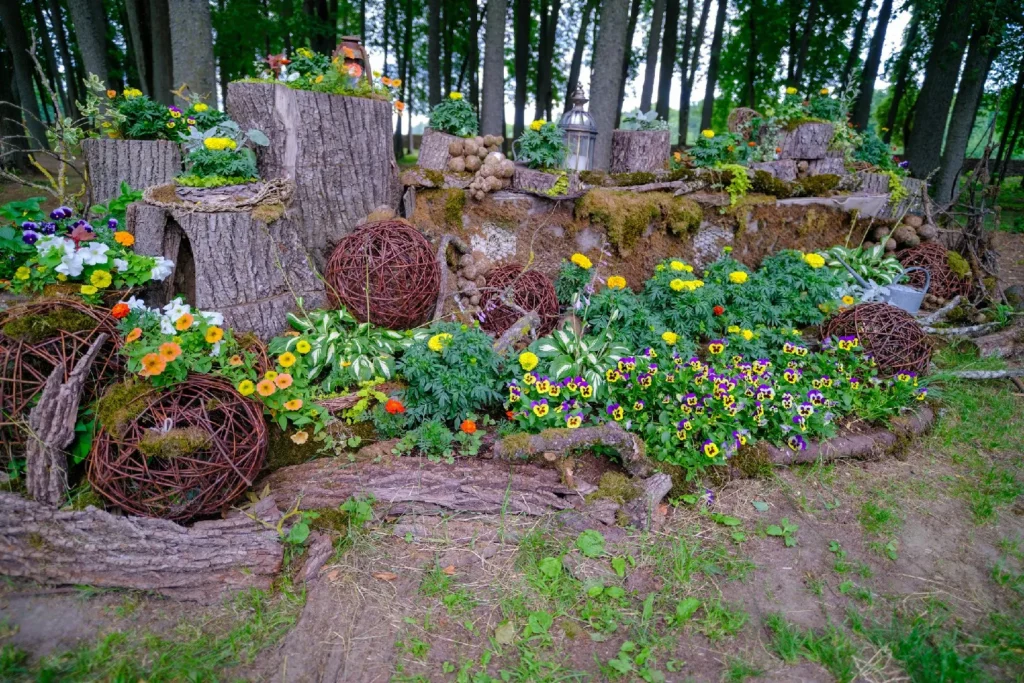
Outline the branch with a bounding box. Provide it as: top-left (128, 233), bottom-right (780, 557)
top-left (918, 296), bottom-right (961, 325)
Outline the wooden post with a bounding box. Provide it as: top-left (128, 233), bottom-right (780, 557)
top-left (82, 138), bottom-right (182, 207)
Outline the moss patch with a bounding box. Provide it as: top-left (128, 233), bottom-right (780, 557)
top-left (751, 170), bottom-right (795, 199)
top-left (732, 445), bottom-right (774, 478)
top-left (796, 174), bottom-right (841, 197)
top-left (587, 471), bottom-right (640, 505)
top-left (443, 189), bottom-right (466, 229)
top-left (575, 189), bottom-right (702, 255)
top-left (96, 380), bottom-right (152, 439)
top-left (947, 251), bottom-right (971, 279)
top-left (137, 427), bottom-right (212, 459)
top-left (265, 426), bottom-right (320, 470)
top-left (2, 308), bottom-right (97, 343)
top-left (251, 202), bottom-right (286, 224)
top-left (608, 171), bottom-right (657, 187)
top-left (422, 168), bottom-right (446, 186)
top-left (147, 184), bottom-right (183, 205)
top-left (579, 170), bottom-right (609, 186)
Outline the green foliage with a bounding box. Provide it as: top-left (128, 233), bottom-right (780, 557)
top-left (428, 96), bottom-right (478, 137)
top-left (765, 518), bottom-right (799, 546)
top-left (853, 128), bottom-right (899, 171)
top-left (886, 170), bottom-right (910, 205)
top-left (179, 119), bottom-right (269, 181)
top-left (513, 122), bottom-right (568, 169)
top-left (690, 130), bottom-right (741, 167)
top-left (176, 174), bottom-right (259, 187)
top-left (0, 197), bottom-right (44, 280)
top-left (554, 257), bottom-right (593, 306)
top-left (619, 109), bottom-right (668, 131)
top-left (523, 318), bottom-right (630, 403)
top-left (575, 529), bottom-right (606, 557)
top-left (89, 183), bottom-right (143, 224)
top-left (821, 244), bottom-right (904, 286)
top-left (720, 164), bottom-right (752, 206)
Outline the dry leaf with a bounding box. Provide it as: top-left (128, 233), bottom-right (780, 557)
top-left (327, 570), bottom-right (340, 581)
top-left (442, 565), bottom-right (456, 575)
top-left (373, 571), bottom-right (398, 581)
top-left (657, 504), bottom-right (669, 515)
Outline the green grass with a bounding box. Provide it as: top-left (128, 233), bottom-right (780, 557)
top-left (763, 614), bottom-right (857, 682)
top-left (859, 610), bottom-right (982, 683)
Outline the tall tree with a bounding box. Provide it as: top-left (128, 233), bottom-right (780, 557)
top-left (679, 0), bottom-right (711, 144)
top-left (745, 0), bottom-right (758, 107)
top-left (700, 0), bottom-right (728, 131)
top-left (785, 0), bottom-right (800, 84)
top-left (904, 0), bottom-right (974, 179)
top-left (565, 0), bottom-right (598, 108)
top-left (48, 0), bottom-right (81, 108)
top-left (481, 0), bottom-right (506, 134)
top-left (655, 0), bottom-right (680, 120)
top-left (615, 0), bottom-right (642, 125)
top-left (934, 13), bottom-right (999, 202)
top-left (0, 43), bottom-right (29, 170)
top-left (882, 8), bottom-right (921, 143)
top-left (994, 61), bottom-right (1024, 183)
top-left (169, 0), bottom-right (218, 103)
top-left (850, 0), bottom-right (894, 129)
top-left (31, 0), bottom-right (71, 117)
top-left (640, 0), bottom-right (666, 111)
top-left (442, 0), bottom-right (453, 95)
top-left (469, 0), bottom-right (480, 113)
top-left (427, 0), bottom-right (441, 105)
top-left (839, 0), bottom-right (872, 91)
top-left (0, 0), bottom-right (49, 149)
top-left (677, 0), bottom-right (695, 115)
top-left (512, 0), bottom-right (530, 138)
top-left (536, 0), bottom-right (563, 120)
top-left (125, 0), bottom-right (153, 96)
top-left (149, 0), bottom-right (174, 104)
top-left (66, 0), bottom-right (110, 86)
top-left (792, 0), bottom-right (818, 86)
top-left (590, 0), bottom-right (631, 169)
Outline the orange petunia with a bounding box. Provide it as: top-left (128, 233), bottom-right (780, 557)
top-left (228, 354), bottom-right (244, 366)
top-left (175, 313), bottom-right (194, 331)
top-left (111, 303), bottom-right (130, 319)
top-left (205, 326), bottom-right (224, 344)
top-left (125, 327), bottom-right (142, 343)
top-left (256, 379), bottom-right (276, 397)
top-left (284, 398), bottom-right (303, 411)
top-left (159, 342), bottom-right (182, 362)
top-left (395, 101), bottom-right (406, 112)
top-left (274, 372), bottom-right (293, 389)
top-left (140, 353), bottom-right (166, 377)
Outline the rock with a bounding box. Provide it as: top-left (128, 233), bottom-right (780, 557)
top-left (1005, 284), bottom-right (1024, 311)
top-left (462, 265), bottom-right (478, 280)
top-left (917, 223), bottom-right (938, 241)
top-left (463, 139), bottom-right (479, 156)
top-left (903, 214), bottom-right (923, 228)
top-left (797, 160), bottom-right (809, 173)
top-left (902, 234), bottom-right (921, 248)
top-left (862, 241), bottom-right (875, 249)
top-left (473, 254), bottom-right (493, 276)
top-left (459, 253), bottom-right (474, 268)
top-left (469, 294), bottom-right (481, 306)
top-left (448, 156), bottom-right (466, 173)
top-left (448, 140), bottom-right (464, 157)
top-left (500, 160), bottom-right (515, 178)
top-left (474, 275), bottom-right (486, 287)
top-left (474, 136), bottom-right (484, 148)
top-left (974, 313), bottom-right (987, 324)
top-left (465, 155), bottom-right (481, 172)
top-left (871, 225), bottom-right (889, 241)
top-left (892, 224), bottom-right (917, 245)
top-left (883, 238), bottom-right (897, 252)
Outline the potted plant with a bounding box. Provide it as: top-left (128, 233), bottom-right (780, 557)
top-left (510, 120), bottom-right (569, 194)
top-left (610, 109), bottom-right (671, 174)
top-left (175, 119), bottom-right (271, 194)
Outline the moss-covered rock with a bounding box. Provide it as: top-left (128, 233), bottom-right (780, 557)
top-left (443, 188), bottom-right (466, 228)
top-left (796, 173), bottom-right (841, 197)
top-left (422, 168), bottom-right (446, 186)
top-left (2, 308), bottom-right (97, 343)
top-left (575, 189), bottom-right (702, 255)
top-left (96, 380), bottom-right (152, 439)
top-left (608, 171), bottom-right (657, 187)
top-left (750, 170), bottom-right (795, 199)
top-left (587, 471), bottom-right (640, 505)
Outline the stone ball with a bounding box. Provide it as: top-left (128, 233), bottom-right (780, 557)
top-left (871, 225), bottom-right (889, 241)
top-left (447, 156), bottom-right (466, 173)
top-left (500, 159), bottom-right (515, 178)
top-left (448, 140), bottom-right (464, 157)
top-left (916, 223), bottom-right (938, 241)
top-left (903, 214), bottom-right (923, 228)
top-left (463, 139), bottom-right (479, 155)
top-left (465, 155), bottom-right (481, 172)
top-left (892, 224), bottom-right (918, 246)
top-left (485, 151), bottom-right (505, 165)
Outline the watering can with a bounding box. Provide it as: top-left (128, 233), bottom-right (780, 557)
top-left (834, 256), bottom-right (931, 316)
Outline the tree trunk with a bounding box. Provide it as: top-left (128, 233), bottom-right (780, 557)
top-left (417, 128), bottom-right (462, 170)
top-left (65, 0), bottom-right (109, 87)
top-left (610, 130), bottom-right (671, 173)
top-left (590, 0), bottom-right (632, 170)
top-left (427, 0), bottom-right (441, 105)
top-left (442, 0), bottom-right (453, 95)
top-left (882, 10), bottom-right (921, 144)
top-left (227, 82), bottom-right (401, 271)
top-left (168, 0), bottom-right (218, 104)
top-left (82, 138), bottom-right (182, 207)
top-left (124, 0), bottom-right (152, 95)
top-left (934, 15), bottom-right (998, 203)
top-left (850, 0), bottom-right (893, 130)
top-left (535, 0), bottom-right (562, 121)
top-left (513, 0), bottom-right (530, 139)
top-left (639, 0), bottom-right (666, 112)
top-left (469, 0), bottom-right (480, 113)
top-left (792, 0), bottom-right (818, 87)
top-left (535, 0), bottom-right (550, 120)
top-left (745, 0), bottom-right (757, 107)
top-left (785, 0), bottom-right (800, 85)
top-left (777, 122), bottom-right (833, 159)
top-left (0, 0), bottom-right (49, 151)
top-left (48, 0), bottom-right (81, 113)
top-left (481, 0), bottom-right (506, 135)
top-left (993, 62), bottom-right (1024, 184)
top-left (31, 0), bottom-right (70, 118)
top-left (149, 0), bottom-right (175, 104)
top-left (699, 0), bottom-right (728, 131)
top-left (840, 0), bottom-right (872, 92)
top-left (565, 0), bottom-right (597, 110)
top-left (0, 492), bottom-right (283, 603)
top-left (904, 0), bottom-right (974, 180)
top-left (0, 46), bottom-right (29, 172)
top-left (655, 0), bottom-right (680, 121)
top-left (680, 0), bottom-right (711, 145)
top-left (615, 0), bottom-right (642, 127)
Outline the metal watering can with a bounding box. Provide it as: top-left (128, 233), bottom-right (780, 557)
top-left (834, 256), bottom-right (931, 316)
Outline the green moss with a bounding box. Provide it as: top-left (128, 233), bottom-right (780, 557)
top-left (587, 471), bottom-right (640, 505)
top-left (309, 506), bottom-right (352, 534)
top-left (443, 188), bottom-right (466, 228)
top-left (265, 427), bottom-right (319, 470)
top-left (664, 167), bottom-right (696, 182)
top-left (750, 170), bottom-right (795, 199)
top-left (576, 188), bottom-right (702, 255)
top-left (96, 380), bottom-right (152, 439)
top-left (251, 202), bottom-right (286, 224)
top-left (663, 196), bottom-right (703, 237)
top-left (732, 445), bottom-right (774, 478)
top-left (2, 308), bottom-right (96, 343)
top-left (795, 173), bottom-right (840, 197)
top-left (609, 171), bottom-right (657, 187)
top-left (579, 170), bottom-right (609, 186)
top-left (137, 427), bottom-right (212, 459)
top-left (422, 168), bottom-right (446, 186)
top-left (947, 251), bottom-right (971, 279)
top-left (28, 532), bottom-right (46, 550)
top-left (544, 172), bottom-right (570, 196)
top-left (782, 116), bottom-right (828, 131)
top-left (496, 431), bottom-right (534, 460)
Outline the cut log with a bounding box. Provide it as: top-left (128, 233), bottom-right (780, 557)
top-left (489, 423), bottom-right (653, 478)
top-left (750, 159), bottom-right (797, 182)
top-left (776, 122), bottom-right (834, 160)
top-left (82, 138), bottom-right (182, 208)
top-left (417, 128), bottom-right (462, 171)
top-left (400, 167), bottom-right (473, 189)
top-left (806, 157), bottom-right (845, 176)
top-left (227, 82), bottom-right (401, 270)
top-left (25, 334), bottom-right (107, 507)
top-left (971, 323), bottom-right (1024, 358)
top-left (609, 130), bottom-right (671, 174)
top-left (0, 492), bottom-right (283, 603)
top-left (512, 164), bottom-right (561, 193)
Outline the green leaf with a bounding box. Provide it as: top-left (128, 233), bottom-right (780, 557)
top-left (605, 586), bottom-right (625, 599)
top-left (674, 597), bottom-right (700, 622)
top-left (494, 621), bottom-right (516, 645)
top-left (752, 501), bottom-right (769, 512)
top-left (710, 513), bottom-right (741, 527)
top-left (611, 556), bottom-right (626, 578)
top-left (766, 525), bottom-right (784, 536)
top-left (575, 529), bottom-right (605, 558)
top-left (538, 556), bottom-right (562, 579)
top-left (526, 611), bottom-right (552, 635)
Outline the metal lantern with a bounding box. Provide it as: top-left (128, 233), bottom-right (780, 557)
top-left (559, 85), bottom-right (598, 172)
top-left (333, 36), bottom-right (372, 85)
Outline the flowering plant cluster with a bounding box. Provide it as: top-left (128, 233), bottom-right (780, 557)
top-left (690, 129), bottom-right (742, 168)
top-left (514, 121), bottom-right (569, 170)
top-left (554, 252), bottom-right (595, 305)
top-left (177, 119), bottom-right (270, 187)
top-left (1, 207), bottom-right (173, 304)
top-left (428, 92), bottom-right (478, 137)
top-left (257, 48), bottom-right (402, 108)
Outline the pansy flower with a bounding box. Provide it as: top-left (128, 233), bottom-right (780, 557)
top-left (548, 383), bottom-right (561, 398)
top-left (509, 385), bottom-right (522, 402)
top-left (788, 434), bottom-right (807, 451)
top-left (915, 387), bottom-right (928, 401)
top-left (607, 403), bottom-right (624, 421)
top-left (638, 373), bottom-right (652, 388)
top-left (837, 335), bottom-right (859, 351)
top-left (566, 413), bottom-right (583, 429)
top-left (531, 399), bottom-right (549, 417)
top-left (781, 392), bottom-right (794, 409)
top-left (579, 382), bottom-right (594, 398)
top-left (702, 440), bottom-right (720, 458)
top-left (807, 389), bottom-right (824, 405)
top-left (793, 414), bottom-right (806, 430)
top-left (734, 430), bottom-right (748, 447)
top-left (633, 400), bottom-right (645, 411)
top-left (797, 402), bottom-right (814, 417)
top-left (708, 340), bottom-right (725, 355)
top-left (783, 368), bottom-right (801, 384)
top-left (756, 384), bottom-right (775, 400)
top-left (535, 377), bottom-right (551, 394)
top-left (606, 368), bottom-right (622, 382)
top-left (564, 377), bottom-right (579, 392)
top-left (523, 372), bottom-right (537, 385)
top-left (676, 419), bottom-right (692, 439)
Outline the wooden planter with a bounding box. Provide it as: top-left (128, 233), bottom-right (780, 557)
top-left (609, 130), bottom-right (670, 174)
top-left (776, 122), bottom-right (834, 160)
top-left (82, 138), bottom-right (182, 208)
top-left (226, 82), bottom-right (401, 271)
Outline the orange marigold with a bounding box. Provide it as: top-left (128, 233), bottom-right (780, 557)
top-left (460, 419), bottom-right (477, 434)
top-left (111, 303), bottom-right (130, 319)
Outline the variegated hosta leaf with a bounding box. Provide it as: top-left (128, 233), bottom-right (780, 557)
top-left (324, 344), bottom-right (336, 366)
top-left (553, 329), bottom-right (572, 348)
top-left (536, 340), bottom-right (559, 355)
top-left (549, 354), bottom-right (574, 380)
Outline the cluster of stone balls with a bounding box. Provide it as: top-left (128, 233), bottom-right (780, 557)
top-left (863, 214), bottom-right (938, 252)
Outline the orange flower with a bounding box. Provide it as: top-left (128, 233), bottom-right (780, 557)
top-left (140, 353), bottom-right (166, 377)
top-left (395, 101), bottom-right (406, 112)
top-left (175, 313), bottom-right (194, 331)
top-left (460, 419), bottom-right (477, 435)
top-left (506, 410), bottom-right (515, 419)
top-left (125, 327), bottom-right (142, 343)
top-left (385, 398), bottom-right (405, 414)
top-left (381, 76), bottom-right (393, 86)
top-left (284, 398), bottom-right (303, 411)
top-left (256, 379), bottom-right (276, 397)
top-left (228, 354), bottom-right (244, 366)
top-left (106, 89), bottom-right (117, 99)
top-left (205, 326), bottom-right (224, 344)
top-left (291, 430), bottom-right (309, 444)
top-left (113, 231), bottom-right (135, 247)
top-left (159, 342), bottom-right (182, 362)
top-left (274, 372), bottom-right (293, 389)
top-left (111, 303), bottom-right (130, 319)
top-left (342, 46), bottom-right (355, 59)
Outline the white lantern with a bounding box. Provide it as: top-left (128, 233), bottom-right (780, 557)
top-left (559, 86), bottom-right (598, 172)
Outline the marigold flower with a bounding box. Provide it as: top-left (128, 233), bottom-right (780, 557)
top-left (140, 353), bottom-right (166, 377)
top-left (670, 279), bottom-right (685, 292)
top-left (519, 351), bottom-right (539, 371)
top-left (291, 430), bottom-right (309, 444)
top-left (748, 141), bottom-right (756, 147)
top-left (450, 92), bottom-right (463, 100)
top-left (111, 303), bottom-right (130, 319)
top-left (256, 379), bottom-right (276, 396)
top-left (713, 305), bottom-right (725, 316)
top-left (530, 119), bottom-right (545, 131)
top-left (570, 253), bottom-right (592, 269)
top-left (427, 333), bottom-right (452, 353)
top-left (742, 329), bottom-right (754, 341)
top-left (175, 313), bottom-right (194, 330)
top-left (274, 372), bottom-right (293, 389)
top-left (460, 419), bottom-right (477, 434)
top-left (278, 351), bottom-right (297, 368)
top-left (194, 103), bottom-right (209, 112)
top-left (729, 271), bottom-right (748, 284)
top-left (125, 327), bottom-right (142, 343)
top-left (786, 86), bottom-right (798, 95)
top-left (661, 331), bottom-right (678, 345)
top-left (606, 275), bottom-right (626, 290)
top-left (315, 75), bottom-right (324, 83)
top-left (727, 325), bottom-right (741, 334)
top-left (204, 137), bottom-right (237, 151)
top-left (205, 326), bottom-right (224, 343)
top-left (820, 87), bottom-right (830, 95)
top-left (106, 89), bottom-right (117, 99)
top-left (385, 398), bottom-right (405, 414)
top-left (80, 285), bottom-right (98, 295)
top-left (803, 252), bottom-right (826, 269)
top-left (701, 129), bottom-right (715, 139)
top-left (113, 231), bottom-right (135, 247)
top-left (159, 342), bottom-right (182, 362)
top-left (284, 398), bottom-right (304, 411)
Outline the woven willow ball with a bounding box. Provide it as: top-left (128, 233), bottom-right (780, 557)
top-left (823, 303), bottom-right (931, 376)
top-left (325, 220), bottom-right (440, 329)
top-left (897, 241), bottom-right (972, 300)
top-left (0, 298), bottom-right (121, 462)
top-left (479, 264), bottom-right (560, 337)
top-left (89, 375), bottom-right (267, 522)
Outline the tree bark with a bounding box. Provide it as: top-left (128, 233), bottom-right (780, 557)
top-left (149, 0), bottom-right (175, 104)
top-left (481, 0), bottom-right (506, 135)
top-left (428, 0), bottom-right (442, 105)
top-left (535, 0), bottom-right (562, 121)
top-left (590, 0), bottom-right (632, 170)
top-left (745, 0), bottom-right (757, 107)
top-left (655, 0), bottom-right (680, 122)
top-left (882, 9), bottom-right (921, 144)
top-left (512, 0), bottom-right (530, 139)
top-left (417, 128), bottom-right (461, 170)
top-left (564, 0), bottom-right (598, 110)
top-left (610, 130), bottom-right (671, 173)
top-left (442, 0), bottom-right (453, 96)
top-left (840, 0), bottom-right (872, 92)
top-left (639, 0), bottom-right (666, 112)
top-left (0, 0), bottom-right (49, 151)
top-left (469, 0), bottom-right (480, 113)
top-left (65, 0), bottom-right (109, 87)
top-left (792, 0), bottom-right (818, 87)
top-left (615, 0), bottom-right (642, 127)
top-left (82, 138), bottom-right (182, 207)
top-left (850, 0), bottom-right (893, 130)
top-left (993, 62), bottom-right (1024, 185)
top-left (680, 0), bottom-right (711, 145)
top-left (934, 15), bottom-right (998, 203)
top-left (785, 0), bottom-right (800, 84)
top-left (168, 0), bottom-right (218, 104)
top-left (777, 122), bottom-right (833, 159)
top-left (31, 0), bottom-right (70, 118)
top-left (0, 45), bottom-right (29, 172)
top-left (905, 0), bottom-right (974, 180)
top-left (0, 492), bottom-right (283, 603)
top-left (227, 82), bottom-right (401, 272)
top-left (699, 0), bottom-right (728, 131)
top-left (48, 0), bottom-right (81, 112)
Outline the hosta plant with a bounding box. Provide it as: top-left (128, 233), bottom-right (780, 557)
top-left (821, 245), bottom-right (903, 286)
top-left (525, 318), bottom-right (630, 400)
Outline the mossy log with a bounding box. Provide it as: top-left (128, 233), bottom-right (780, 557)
top-left (777, 122), bottom-right (833, 160)
top-left (609, 130), bottom-right (670, 174)
top-left (417, 128), bottom-right (462, 171)
top-left (227, 82), bottom-right (401, 270)
top-left (490, 423), bottom-right (653, 478)
top-left (399, 167), bottom-right (473, 189)
top-left (512, 164), bottom-right (561, 193)
top-left (0, 492), bottom-right (283, 603)
top-left (750, 159), bottom-right (797, 182)
top-left (82, 138), bottom-right (181, 207)
top-left (971, 323), bottom-right (1024, 358)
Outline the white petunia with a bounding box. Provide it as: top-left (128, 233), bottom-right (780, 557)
top-left (112, 258), bottom-right (129, 271)
top-left (150, 256), bottom-right (175, 281)
top-left (35, 235), bottom-right (74, 258)
top-left (55, 252), bottom-right (85, 277)
top-left (162, 297), bottom-right (191, 321)
top-left (198, 310), bottom-right (224, 326)
top-left (78, 242), bottom-right (110, 266)
top-left (125, 295), bottom-right (147, 310)
top-left (160, 316), bottom-right (177, 335)
top-left (209, 341), bottom-right (222, 357)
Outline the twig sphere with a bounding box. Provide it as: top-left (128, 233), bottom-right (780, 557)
top-left (897, 242), bottom-right (972, 300)
top-left (824, 303), bottom-right (932, 376)
top-left (479, 264), bottom-right (560, 338)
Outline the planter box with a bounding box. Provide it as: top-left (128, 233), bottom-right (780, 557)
top-left (83, 138), bottom-right (182, 208)
top-left (609, 129), bottom-right (670, 174)
top-left (776, 122), bottom-right (834, 161)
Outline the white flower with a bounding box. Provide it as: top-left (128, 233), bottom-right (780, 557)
top-left (125, 295), bottom-right (147, 310)
top-left (55, 252), bottom-right (85, 277)
top-left (112, 258), bottom-right (129, 272)
top-left (160, 316), bottom-right (177, 335)
top-left (150, 256), bottom-right (175, 281)
top-left (78, 242), bottom-right (109, 266)
top-left (162, 297), bottom-right (191, 321)
top-left (209, 341), bottom-right (222, 357)
top-left (36, 235), bottom-right (74, 259)
top-left (198, 310), bottom-right (224, 326)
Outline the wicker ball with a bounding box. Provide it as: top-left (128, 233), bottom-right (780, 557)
top-left (0, 299), bottom-right (121, 462)
top-left (897, 242), bottom-right (972, 300)
top-left (89, 375), bottom-right (268, 522)
top-left (479, 265), bottom-right (560, 337)
top-left (727, 107), bottom-right (761, 137)
top-left (823, 303), bottom-right (931, 376)
top-left (324, 220), bottom-right (440, 329)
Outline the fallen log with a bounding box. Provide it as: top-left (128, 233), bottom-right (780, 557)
top-left (0, 492), bottom-right (283, 603)
top-left (922, 322), bottom-right (1000, 337)
top-left (489, 423), bottom-right (654, 478)
top-left (971, 323), bottom-right (1024, 358)
top-left (918, 296), bottom-right (961, 325)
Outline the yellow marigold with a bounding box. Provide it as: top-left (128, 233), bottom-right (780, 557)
top-left (786, 86), bottom-right (798, 95)
top-left (194, 103), bottom-right (209, 112)
top-left (670, 279), bottom-right (685, 292)
top-left (841, 295), bottom-right (855, 306)
top-left (205, 326), bottom-right (224, 343)
top-left (175, 313), bottom-right (194, 331)
top-left (314, 74), bottom-right (324, 83)
top-left (296, 47), bottom-right (313, 58)
top-left (607, 276), bottom-right (626, 290)
top-left (427, 333), bottom-right (452, 353)
top-left (670, 260), bottom-right (686, 271)
top-left (114, 231), bottom-right (135, 247)
top-left (701, 129), bottom-right (715, 139)
top-left (661, 331), bottom-right (678, 345)
top-left (203, 137), bottom-right (237, 151)
top-left (90, 270), bottom-right (112, 288)
top-left (742, 329), bottom-right (754, 341)
top-left (519, 351), bottom-right (539, 371)
top-left (238, 380), bottom-right (255, 396)
top-left (256, 379), bottom-right (276, 397)
top-left (296, 339), bottom-right (312, 354)
top-left (820, 87), bottom-right (830, 96)
top-left (803, 253), bottom-right (826, 269)
top-left (449, 92), bottom-right (463, 100)
top-left (727, 325), bottom-right (741, 334)
top-left (80, 285), bottom-right (98, 295)
top-left (728, 271), bottom-right (748, 284)
top-left (124, 88), bottom-right (143, 98)
top-left (14, 266), bottom-right (30, 281)
top-left (278, 351), bottom-right (296, 368)
top-left (570, 253), bottom-right (592, 270)
top-left (530, 119), bottom-right (545, 132)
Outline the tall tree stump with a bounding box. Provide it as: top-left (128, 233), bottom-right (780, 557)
top-left (226, 82), bottom-right (401, 270)
top-left (609, 130), bottom-right (670, 174)
top-left (82, 138), bottom-right (182, 207)
top-left (776, 122), bottom-right (834, 160)
top-left (417, 128), bottom-right (461, 170)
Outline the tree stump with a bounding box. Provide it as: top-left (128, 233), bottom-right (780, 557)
top-left (750, 159), bottom-right (797, 182)
top-left (512, 164), bottom-right (560, 193)
top-left (417, 128), bottom-right (462, 171)
top-left (776, 122), bottom-right (834, 160)
top-left (609, 130), bottom-right (670, 174)
top-left (82, 138), bottom-right (182, 207)
top-left (806, 157), bottom-right (846, 176)
top-left (227, 82), bottom-right (401, 270)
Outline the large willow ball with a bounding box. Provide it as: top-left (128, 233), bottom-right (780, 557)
top-left (479, 264), bottom-right (560, 338)
top-left (824, 303), bottom-right (931, 376)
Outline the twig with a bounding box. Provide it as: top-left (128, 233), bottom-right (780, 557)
top-left (918, 296), bottom-right (961, 325)
top-left (922, 322), bottom-right (1000, 337)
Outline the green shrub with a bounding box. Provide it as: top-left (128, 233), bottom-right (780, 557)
top-left (428, 94), bottom-right (478, 137)
top-left (514, 121), bottom-right (568, 169)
